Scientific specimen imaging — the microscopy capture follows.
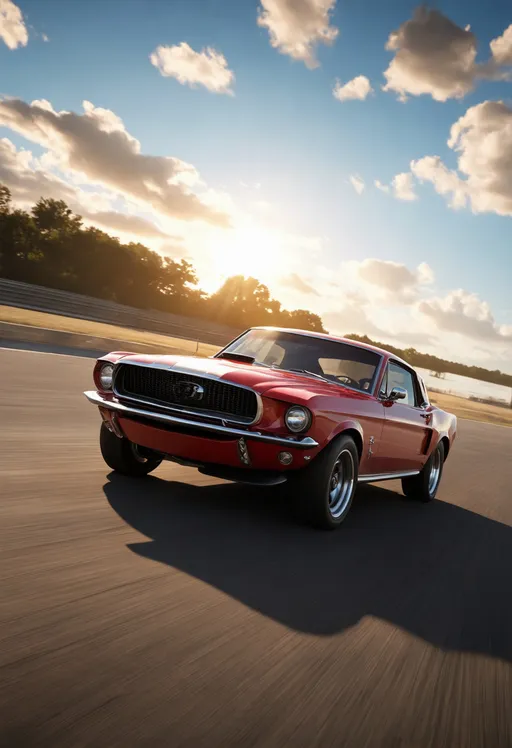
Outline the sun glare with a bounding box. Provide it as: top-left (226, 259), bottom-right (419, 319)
top-left (209, 225), bottom-right (286, 285)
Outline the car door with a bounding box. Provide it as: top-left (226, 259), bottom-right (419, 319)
top-left (377, 361), bottom-right (433, 474)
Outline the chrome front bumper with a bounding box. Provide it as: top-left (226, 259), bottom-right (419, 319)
top-left (83, 391), bottom-right (319, 449)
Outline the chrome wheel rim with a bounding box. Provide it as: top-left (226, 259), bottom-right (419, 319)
top-left (328, 449), bottom-right (355, 519)
top-left (131, 444), bottom-right (149, 463)
top-left (428, 448), bottom-right (442, 495)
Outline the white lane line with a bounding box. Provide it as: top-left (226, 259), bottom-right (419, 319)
top-left (0, 346), bottom-right (94, 360)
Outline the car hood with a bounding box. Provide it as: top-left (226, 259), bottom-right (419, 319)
top-left (115, 353), bottom-right (369, 403)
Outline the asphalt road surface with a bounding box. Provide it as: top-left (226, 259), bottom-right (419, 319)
top-left (2, 347), bottom-right (512, 748)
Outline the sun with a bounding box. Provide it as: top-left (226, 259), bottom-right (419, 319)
top-left (209, 224), bottom-right (286, 284)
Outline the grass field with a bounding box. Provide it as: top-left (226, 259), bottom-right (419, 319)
top-left (1, 304), bottom-right (510, 427)
top-left (429, 391), bottom-right (512, 428)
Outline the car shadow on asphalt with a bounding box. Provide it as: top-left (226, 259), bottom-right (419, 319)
top-left (103, 473), bottom-right (512, 661)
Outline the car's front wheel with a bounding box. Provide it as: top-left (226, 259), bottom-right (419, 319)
top-left (401, 440), bottom-right (445, 502)
top-left (293, 434), bottom-right (359, 530)
top-left (99, 422), bottom-right (163, 477)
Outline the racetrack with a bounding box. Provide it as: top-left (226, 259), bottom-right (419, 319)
top-left (1, 346), bottom-right (512, 748)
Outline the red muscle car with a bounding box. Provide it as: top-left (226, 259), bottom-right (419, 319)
top-left (84, 327), bottom-right (457, 530)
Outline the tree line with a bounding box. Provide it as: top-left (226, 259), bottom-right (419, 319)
top-left (0, 184), bottom-right (510, 388)
top-left (0, 185), bottom-right (324, 333)
top-left (346, 335), bottom-right (512, 389)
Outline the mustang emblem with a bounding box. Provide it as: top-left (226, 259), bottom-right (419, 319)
top-left (173, 381), bottom-right (204, 402)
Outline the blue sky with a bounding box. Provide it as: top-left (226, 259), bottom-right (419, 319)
top-left (0, 0), bottom-right (511, 371)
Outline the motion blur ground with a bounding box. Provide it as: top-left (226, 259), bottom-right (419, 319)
top-left (1, 346), bottom-right (512, 747)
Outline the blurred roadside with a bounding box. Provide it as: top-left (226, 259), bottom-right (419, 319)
top-left (0, 304), bottom-right (218, 358)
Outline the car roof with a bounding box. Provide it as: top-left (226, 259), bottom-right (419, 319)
top-left (249, 326), bottom-right (412, 369)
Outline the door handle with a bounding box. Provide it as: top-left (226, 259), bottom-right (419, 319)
top-left (420, 412), bottom-right (431, 420)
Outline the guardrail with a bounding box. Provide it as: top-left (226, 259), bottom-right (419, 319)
top-left (0, 278), bottom-right (239, 347)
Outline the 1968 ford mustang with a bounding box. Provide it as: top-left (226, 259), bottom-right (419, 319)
top-left (84, 327), bottom-right (457, 530)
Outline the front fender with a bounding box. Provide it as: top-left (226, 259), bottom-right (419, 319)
top-left (330, 418), bottom-right (364, 448)
top-left (307, 414), bottom-right (365, 460)
top-left (289, 393), bottom-right (383, 468)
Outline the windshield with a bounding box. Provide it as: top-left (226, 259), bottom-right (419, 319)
top-left (219, 330), bottom-right (382, 393)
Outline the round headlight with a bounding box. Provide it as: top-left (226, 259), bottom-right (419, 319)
top-left (99, 363), bottom-right (114, 390)
top-left (285, 405), bottom-right (311, 433)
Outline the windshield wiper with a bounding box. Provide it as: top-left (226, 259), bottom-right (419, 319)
top-left (287, 368), bottom-right (330, 382)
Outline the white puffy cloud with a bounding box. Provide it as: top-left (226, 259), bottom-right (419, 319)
top-left (374, 179), bottom-right (390, 194)
top-left (0, 137), bottom-right (182, 242)
top-left (383, 7), bottom-right (477, 102)
top-left (324, 303), bottom-right (441, 346)
top-left (82, 211), bottom-right (170, 238)
top-left (0, 97), bottom-right (230, 227)
top-left (0, 0), bottom-right (27, 49)
top-left (280, 272), bottom-right (319, 296)
top-left (448, 100), bottom-right (512, 215)
top-left (150, 42), bottom-right (235, 95)
top-left (313, 261), bottom-right (436, 343)
top-left (391, 171), bottom-right (417, 201)
top-left (323, 292), bottom-right (388, 339)
top-left (333, 75), bottom-right (373, 101)
top-left (257, 0), bottom-right (338, 69)
top-left (490, 23), bottom-right (512, 65)
top-left (383, 7), bottom-right (512, 102)
top-left (411, 100), bottom-right (512, 216)
top-left (419, 290), bottom-right (512, 343)
top-left (0, 137), bottom-right (79, 206)
top-left (349, 174), bottom-right (365, 195)
top-left (354, 258), bottom-right (434, 303)
top-left (410, 155), bottom-right (468, 209)
top-left (416, 262), bottom-right (435, 285)
top-left (373, 173), bottom-right (417, 201)
top-left (320, 289), bottom-right (439, 345)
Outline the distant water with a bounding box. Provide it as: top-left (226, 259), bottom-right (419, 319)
top-left (417, 367), bottom-right (511, 406)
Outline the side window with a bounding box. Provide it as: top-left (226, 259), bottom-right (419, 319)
top-left (387, 362), bottom-right (417, 406)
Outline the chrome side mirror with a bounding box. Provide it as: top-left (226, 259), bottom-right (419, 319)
top-left (387, 386), bottom-right (407, 402)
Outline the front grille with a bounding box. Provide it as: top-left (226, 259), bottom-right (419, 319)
top-left (114, 364), bottom-right (258, 423)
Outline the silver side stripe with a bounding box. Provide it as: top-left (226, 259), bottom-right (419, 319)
top-left (358, 470), bottom-right (420, 483)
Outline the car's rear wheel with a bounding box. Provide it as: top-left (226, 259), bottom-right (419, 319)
top-left (292, 434), bottom-right (359, 530)
top-left (99, 422), bottom-right (162, 477)
top-left (401, 440), bottom-right (445, 502)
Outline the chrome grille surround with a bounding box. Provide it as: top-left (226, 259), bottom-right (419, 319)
top-left (113, 361), bottom-right (263, 426)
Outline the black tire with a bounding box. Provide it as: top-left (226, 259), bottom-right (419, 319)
top-left (402, 440), bottom-right (445, 502)
top-left (291, 434), bottom-right (359, 530)
top-left (99, 422), bottom-right (163, 477)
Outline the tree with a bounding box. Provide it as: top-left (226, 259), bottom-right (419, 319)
top-left (209, 276), bottom-right (274, 326)
top-left (285, 309), bottom-right (326, 333)
top-left (157, 258), bottom-right (198, 300)
top-left (0, 185), bottom-right (11, 214)
top-left (32, 198), bottom-right (82, 235)
top-left (0, 209), bottom-right (41, 281)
